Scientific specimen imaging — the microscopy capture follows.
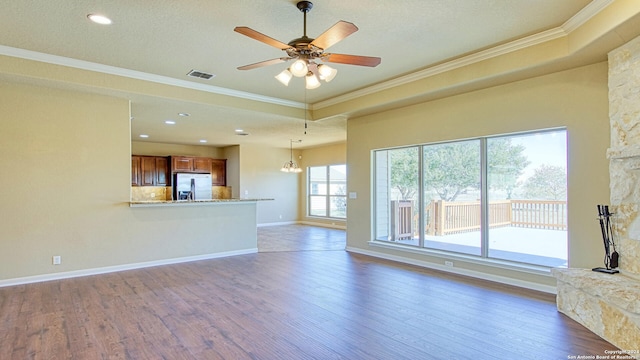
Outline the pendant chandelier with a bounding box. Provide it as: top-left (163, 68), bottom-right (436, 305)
top-left (281, 140), bottom-right (303, 173)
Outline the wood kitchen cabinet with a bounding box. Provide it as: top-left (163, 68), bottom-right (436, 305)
top-left (194, 157), bottom-right (211, 173)
top-left (210, 159), bottom-right (226, 186)
top-left (171, 156), bottom-right (194, 172)
top-left (171, 156), bottom-right (211, 173)
top-left (132, 156), bottom-right (169, 186)
top-left (131, 156), bottom-right (141, 186)
top-left (169, 156), bottom-right (226, 186)
top-left (154, 157), bottom-right (169, 186)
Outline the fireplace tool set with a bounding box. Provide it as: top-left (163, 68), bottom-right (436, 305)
top-left (593, 205), bottom-right (619, 274)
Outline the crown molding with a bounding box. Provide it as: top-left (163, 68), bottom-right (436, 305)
top-left (314, 0), bottom-right (614, 110)
top-left (314, 27), bottom-right (567, 110)
top-left (562, 0), bottom-right (614, 33)
top-left (0, 45), bottom-right (304, 109)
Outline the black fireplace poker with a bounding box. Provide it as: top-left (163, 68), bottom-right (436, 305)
top-left (593, 204), bottom-right (619, 274)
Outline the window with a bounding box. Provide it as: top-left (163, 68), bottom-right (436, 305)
top-left (374, 129), bottom-right (567, 268)
top-left (308, 165), bottom-right (347, 219)
top-left (423, 140), bottom-right (482, 256)
top-left (487, 132), bottom-right (567, 266)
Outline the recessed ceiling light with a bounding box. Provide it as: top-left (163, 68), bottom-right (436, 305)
top-left (178, 113), bottom-right (190, 117)
top-left (199, 139), bottom-right (207, 143)
top-left (87, 14), bottom-right (112, 25)
top-left (165, 120), bottom-right (176, 125)
top-left (139, 134), bottom-right (149, 138)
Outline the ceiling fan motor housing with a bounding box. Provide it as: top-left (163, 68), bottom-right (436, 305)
top-left (297, 1), bottom-right (313, 13)
top-left (290, 1), bottom-right (320, 59)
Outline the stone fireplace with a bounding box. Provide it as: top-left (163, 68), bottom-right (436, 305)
top-left (552, 35), bottom-right (640, 356)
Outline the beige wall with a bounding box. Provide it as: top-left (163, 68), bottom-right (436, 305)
top-left (238, 144), bottom-right (300, 224)
top-left (0, 81), bottom-right (257, 282)
top-left (132, 141), bottom-right (225, 158)
top-left (346, 62), bottom-right (610, 289)
top-left (299, 143), bottom-right (347, 227)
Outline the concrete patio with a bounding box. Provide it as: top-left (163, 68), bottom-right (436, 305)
top-left (392, 227), bottom-right (568, 267)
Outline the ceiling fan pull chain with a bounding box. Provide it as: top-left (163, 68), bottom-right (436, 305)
top-left (304, 90), bottom-right (308, 135)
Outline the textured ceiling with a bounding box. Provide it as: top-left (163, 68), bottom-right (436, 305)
top-left (0, 0), bottom-right (595, 148)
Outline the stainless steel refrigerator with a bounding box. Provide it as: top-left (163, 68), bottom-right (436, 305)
top-left (173, 173), bottom-right (212, 200)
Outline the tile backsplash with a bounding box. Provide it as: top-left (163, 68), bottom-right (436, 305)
top-left (131, 186), bottom-right (170, 201)
top-left (131, 186), bottom-right (232, 201)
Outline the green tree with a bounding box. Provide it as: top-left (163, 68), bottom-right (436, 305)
top-left (423, 138), bottom-right (529, 201)
top-left (522, 164), bottom-right (567, 200)
top-left (423, 141), bottom-right (480, 201)
top-left (389, 139), bottom-right (529, 202)
top-left (389, 147), bottom-right (419, 200)
top-left (331, 184), bottom-right (347, 217)
top-left (487, 138), bottom-right (530, 199)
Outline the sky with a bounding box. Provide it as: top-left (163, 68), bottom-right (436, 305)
top-left (508, 129), bottom-right (567, 180)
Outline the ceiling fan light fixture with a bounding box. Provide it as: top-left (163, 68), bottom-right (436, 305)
top-left (305, 72), bottom-right (321, 89)
top-left (275, 69), bottom-right (293, 86)
top-left (290, 59), bottom-right (308, 77)
top-left (317, 64), bottom-right (337, 82)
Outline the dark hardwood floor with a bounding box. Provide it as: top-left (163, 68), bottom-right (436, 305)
top-left (0, 225), bottom-right (616, 359)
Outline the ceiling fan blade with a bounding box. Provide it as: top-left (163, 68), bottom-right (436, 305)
top-left (238, 58), bottom-right (290, 70)
top-left (234, 26), bottom-right (291, 50)
top-left (325, 53), bottom-right (381, 67)
top-left (310, 21), bottom-right (358, 50)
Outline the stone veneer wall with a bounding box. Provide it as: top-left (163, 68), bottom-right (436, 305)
top-left (608, 34), bottom-right (640, 278)
top-left (553, 35), bottom-right (640, 357)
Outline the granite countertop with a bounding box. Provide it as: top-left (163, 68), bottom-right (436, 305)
top-left (129, 198), bottom-right (273, 207)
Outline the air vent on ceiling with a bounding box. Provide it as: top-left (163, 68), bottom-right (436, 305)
top-left (187, 69), bottom-right (215, 80)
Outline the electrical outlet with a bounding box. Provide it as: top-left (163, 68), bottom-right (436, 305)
top-left (53, 256), bottom-right (61, 265)
top-left (445, 261), bottom-right (454, 267)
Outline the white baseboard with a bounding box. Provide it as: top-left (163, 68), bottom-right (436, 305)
top-left (346, 246), bottom-right (557, 294)
top-left (0, 248), bottom-right (258, 288)
top-left (299, 221), bottom-right (347, 230)
top-left (257, 220), bottom-right (346, 230)
top-left (257, 221), bottom-right (298, 227)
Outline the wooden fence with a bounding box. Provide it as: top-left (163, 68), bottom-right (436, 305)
top-left (391, 200), bottom-right (414, 240)
top-left (424, 199), bottom-right (567, 235)
top-left (510, 200), bottom-right (567, 231)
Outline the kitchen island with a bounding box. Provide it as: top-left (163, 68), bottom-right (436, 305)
top-left (123, 198), bottom-right (270, 274)
top-left (129, 198), bottom-right (273, 207)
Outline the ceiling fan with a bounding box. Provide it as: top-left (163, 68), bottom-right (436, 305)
top-left (234, 1), bottom-right (381, 88)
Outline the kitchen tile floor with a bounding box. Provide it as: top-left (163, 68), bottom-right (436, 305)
top-left (257, 224), bottom-right (346, 252)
